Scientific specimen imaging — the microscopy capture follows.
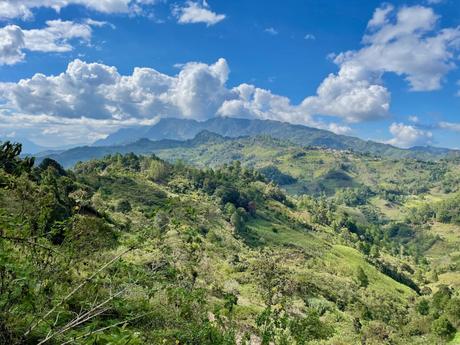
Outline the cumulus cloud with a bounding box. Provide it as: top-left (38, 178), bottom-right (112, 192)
top-left (300, 4), bottom-right (460, 123)
top-left (0, 20), bottom-right (96, 65)
top-left (0, 0), bottom-right (154, 20)
top-left (304, 34), bottom-right (315, 40)
top-left (173, 1), bottom-right (225, 26)
top-left (348, 5), bottom-right (460, 91)
top-left (386, 122), bottom-right (433, 148)
top-left (301, 66), bottom-right (391, 123)
top-left (0, 58), bottom-right (231, 120)
top-left (0, 25), bottom-right (25, 65)
top-left (0, 57), bottom-right (353, 144)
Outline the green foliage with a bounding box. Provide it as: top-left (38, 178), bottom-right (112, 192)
top-left (431, 316), bottom-right (456, 338)
top-left (116, 199), bottom-right (132, 213)
top-left (0, 141), bottom-right (34, 176)
top-left (357, 266), bottom-right (369, 288)
top-left (289, 309), bottom-right (334, 344)
top-left (436, 194), bottom-right (460, 224)
top-left (335, 187), bottom-right (373, 206)
top-left (417, 299), bottom-right (430, 316)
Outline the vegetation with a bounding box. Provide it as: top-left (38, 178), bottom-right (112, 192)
top-left (3, 138), bottom-right (460, 344)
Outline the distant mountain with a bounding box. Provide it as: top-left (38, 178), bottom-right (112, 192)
top-left (0, 137), bottom-right (48, 155)
top-left (1, 136), bottom-right (87, 155)
top-left (38, 129), bottom-right (460, 170)
top-left (36, 131), bottom-right (227, 168)
top-left (95, 117), bottom-right (458, 160)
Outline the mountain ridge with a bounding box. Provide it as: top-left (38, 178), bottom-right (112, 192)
top-left (94, 117), bottom-right (458, 159)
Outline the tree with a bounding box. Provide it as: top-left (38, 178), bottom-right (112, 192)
top-left (116, 199), bottom-right (132, 213)
top-left (145, 159), bottom-right (169, 182)
top-left (357, 267), bottom-right (369, 288)
top-left (431, 316), bottom-right (455, 338)
top-left (38, 158), bottom-right (67, 176)
top-left (289, 309), bottom-right (334, 344)
top-left (224, 202), bottom-right (236, 218)
top-left (230, 211), bottom-right (244, 234)
top-left (416, 299), bottom-right (430, 316)
top-left (446, 298), bottom-right (460, 327)
top-left (0, 141), bottom-right (34, 175)
top-left (432, 285), bottom-right (452, 312)
top-left (370, 245), bottom-right (380, 258)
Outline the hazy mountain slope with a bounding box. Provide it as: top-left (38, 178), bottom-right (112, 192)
top-left (0, 137), bottom-right (48, 154)
top-left (36, 132), bottom-right (227, 168)
top-left (95, 117), bottom-right (459, 159)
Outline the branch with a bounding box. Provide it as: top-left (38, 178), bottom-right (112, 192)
top-left (0, 235), bottom-right (62, 255)
top-left (38, 290), bottom-right (125, 345)
top-left (24, 247), bottom-right (134, 337)
top-left (60, 312), bottom-right (154, 345)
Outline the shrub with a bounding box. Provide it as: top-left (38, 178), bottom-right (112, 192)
top-left (431, 316), bottom-right (455, 338)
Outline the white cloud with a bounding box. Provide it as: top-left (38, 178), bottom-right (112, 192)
top-left (349, 5), bottom-right (460, 91)
top-left (23, 20), bottom-right (92, 52)
top-left (296, 4), bottom-right (460, 123)
top-left (173, 1), bottom-right (225, 26)
top-left (304, 33), bottom-right (315, 40)
top-left (265, 27), bottom-right (278, 35)
top-left (408, 115), bottom-right (419, 123)
top-left (326, 123), bottom-right (352, 135)
top-left (0, 0), bottom-right (155, 20)
top-left (0, 25), bottom-right (25, 65)
top-left (301, 65), bottom-right (391, 122)
top-left (386, 122), bottom-right (433, 148)
top-left (84, 19), bottom-right (116, 29)
top-left (0, 112), bottom-right (160, 146)
top-left (438, 121), bottom-right (460, 132)
top-left (0, 58), bottom-right (353, 144)
top-left (216, 83), bottom-right (349, 134)
top-left (0, 58), bottom-right (231, 120)
top-left (0, 20), bottom-right (96, 65)
top-left (367, 4), bottom-right (394, 28)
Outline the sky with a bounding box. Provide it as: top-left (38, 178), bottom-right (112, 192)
top-left (0, 0), bottom-right (459, 149)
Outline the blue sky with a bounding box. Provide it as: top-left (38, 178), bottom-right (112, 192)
top-left (0, 0), bottom-right (459, 149)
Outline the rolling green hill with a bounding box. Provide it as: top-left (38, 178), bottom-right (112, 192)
top-left (2, 140), bottom-right (460, 344)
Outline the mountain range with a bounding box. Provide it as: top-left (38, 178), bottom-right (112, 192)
top-left (36, 117), bottom-right (459, 167)
top-left (96, 117), bottom-right (456, 157)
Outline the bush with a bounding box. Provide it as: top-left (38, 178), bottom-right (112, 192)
top-left (116, 199), bottom-right (132, 213)
top-left (431, 316), bottom-right (455, 338)
top-left (357, 267), bottom-right (369, 288)
top-left (416, 299), bottom-right (430, 316)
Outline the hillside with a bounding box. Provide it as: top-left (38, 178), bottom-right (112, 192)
top-left (94, 117), bottom-right (459, 160)
top-left (2, 141), bottom-right (460, 344)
